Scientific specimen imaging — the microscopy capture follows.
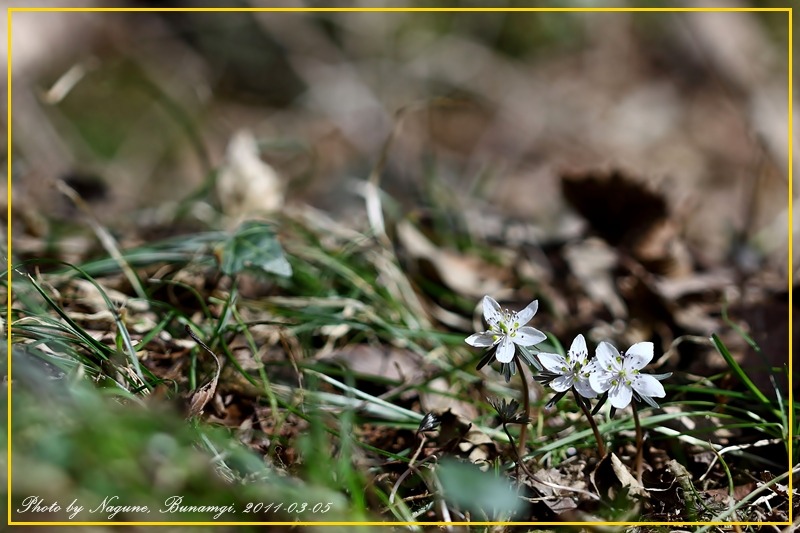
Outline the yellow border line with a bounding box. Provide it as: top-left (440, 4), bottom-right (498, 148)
top-left (788, 5), bottom-right (795, 521)
top-left (1, 522), bottom-right (793, 527)
top-left (5, 6), bottom-right (794, 528)
top-left (5, 6), bottom-right (793, 12)
top-left (6, 5), bottom-right (12, 529)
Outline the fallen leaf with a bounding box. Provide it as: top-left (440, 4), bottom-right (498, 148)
top-left (436, 409), bottom-right (497, 469)
top-left (561, 170), bottom-right (668, 249)
top-left (317, 344), bottom-right (423, 384)
top-left (561, 170), bottom-right (692, 276)
top-left (396, 220), bottom-right (506, 298)
top-left (703, 482), bottom-right (757, 503)
top-left (591, 452), bottom-right (649, 501)
top-left (563, 238), bottom-right (627, 319)
top-left (609, 453), bottom-right (649, 499)
top-left (421, 377), bottom-right (479, 422)
top-left (185, 326), bottom-right (222, 418)
top-left (219, 220), bottom-right (292, 278)
top-left (217, 130), bottom-right (284, 219)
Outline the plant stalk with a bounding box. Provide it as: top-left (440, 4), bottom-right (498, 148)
top-left (633, 402), bottom-right (644, 484)
top-left (573, 389), bottom-right (606, 457)
top-left (516, 356), bottom-right (531, 460)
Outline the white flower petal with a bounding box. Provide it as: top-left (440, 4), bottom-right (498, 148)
top-left (514, 300), bottom-right (539, 326)
top-left (465, 332), bottom-right (496, 347)
top-left (482, 296), bottom-right (502, 325)
top-left (609, 382), bottom-right (632, 409)
top-left (579, 361), bottom-right (599, 389)
top-left (569, 334), bottom-right (588, 363)
top-left (538, 352), bottom-right (568, 373)
top-left (495, 335), bottom-right (515, 363)
top-left (632, 373), bottom-right (665, 398)
top-left (581, 360), bottom-right (598, 376)
top-left (589, 371), bottom-right (613, 393)
top-left (624, 342), bottom-right (654, 370)
top-left (550, 375), bottom-right (573, 392)
top-left (574, 379), bottom-right (597, 399)
top-left (595, 342), bottom-right (621, 371)
top-left (513, 326), bottom-right (546, 346)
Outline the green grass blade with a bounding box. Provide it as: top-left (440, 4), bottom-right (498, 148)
top-left (710, 333), bottom-right (774, 412)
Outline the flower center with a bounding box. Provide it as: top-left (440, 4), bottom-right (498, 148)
top-left (494, 309), bottom-right (518, 336)
top-left (614, 368), bottom-right (633, 387)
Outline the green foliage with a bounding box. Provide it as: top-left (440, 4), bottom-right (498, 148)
top-left (219, 221), bottom-right (293, 278)
top-left (437, 458), bottom-right (524, 519)
top-left (5, 350), bottom-right (358, 526)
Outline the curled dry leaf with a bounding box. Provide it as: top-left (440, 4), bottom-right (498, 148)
top-left (608, 453), bottom-right (649, 499)
top-left (591, 452), bottom-right (649, 502)
top-left (185, 326), bottom-right (222, 418)
top-left (526, 467), bottom-right (583, 513)
top-left (435, 409), bottom-right (497, 469)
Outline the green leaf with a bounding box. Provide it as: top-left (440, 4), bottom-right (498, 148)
top-left (219, 221), bottom-right (292, 277)
top-left (437, 458), bottom-right (523, 518)
top-left (710, 333), bottom-right (773, 411)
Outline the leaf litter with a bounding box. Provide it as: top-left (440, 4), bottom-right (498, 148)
top-left (13, 185), bottom-right (792, 524)
top-left (7, 9), bottom-right (795, 527)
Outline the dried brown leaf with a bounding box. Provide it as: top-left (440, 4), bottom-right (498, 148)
top-left (435, 409), bottom-right (497, 468)
top-left (396, 220), bottom-right (506, 299)
top-left (563, 238), bottom-right (627, 319)
top-left (186, 326), bottom-right (222, 418)
top-left (318, 344), bottom-right (423, 384)
top-left (591, 452), bottom-right (649, 501)
top-left (217, 130), bottom-right (284, 220)
top-left (561, 170), bottom-right (691, 276)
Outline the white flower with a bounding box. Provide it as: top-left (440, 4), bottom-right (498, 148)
top-left (465, 296), bottom-right (546, 363)
top-left (538, 334), bottom-right (597, 399)
top-left (589, 341), bottom-right (667, 409)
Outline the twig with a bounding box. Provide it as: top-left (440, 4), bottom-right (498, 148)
top-left (500, 422), bottom-right (599, 501)
top-left (668, 459), bottom-right (700, 521)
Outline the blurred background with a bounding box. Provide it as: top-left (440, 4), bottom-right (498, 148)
top-left (3, 1), bottom-right (793, 276)
top-left (2, 2), bottom-right (796, 527)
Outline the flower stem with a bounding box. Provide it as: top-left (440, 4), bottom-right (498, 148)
top-left (632, 402), bottom-right (644, 484)
top-left (573, 389), bottom-right (605, 457)
top-left (515, 356), bottom-right (531, 460)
